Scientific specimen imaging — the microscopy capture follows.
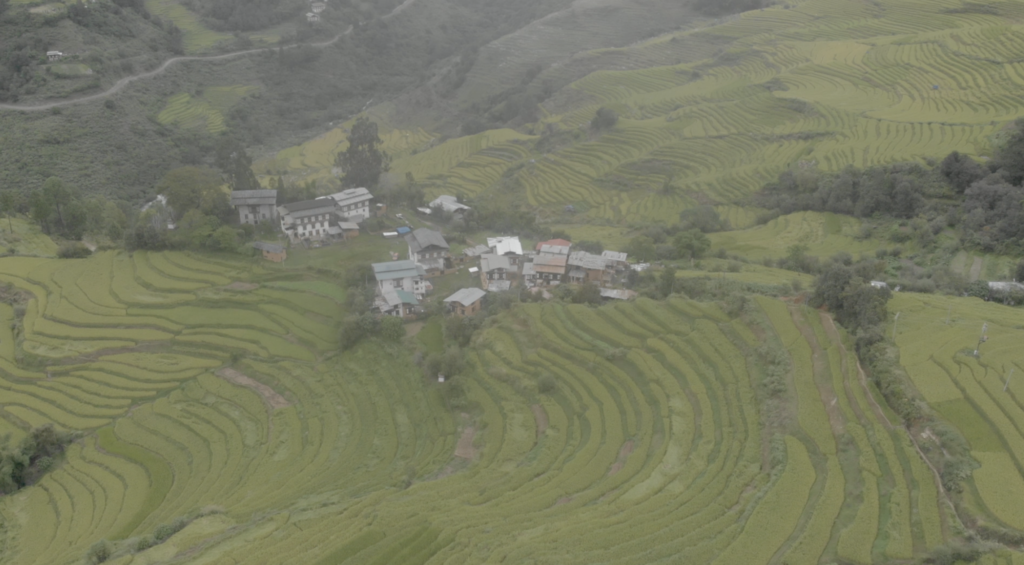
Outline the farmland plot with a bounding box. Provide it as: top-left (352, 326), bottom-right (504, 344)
top-left (0, 246), bottom-right (958, 565)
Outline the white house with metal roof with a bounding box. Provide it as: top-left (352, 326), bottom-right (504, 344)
top-left (372, 260), bottom-right (428, 298)
top-left (429, 195), bottom-right (471, 215)
top-left (230, 189), bottom-right (278, 225)
top-left (326, 187), bottom-right (372, 222)
top-left (487, 236), bottom-right (523, 265)
top-left (278, 198), bottom-right (338, 243)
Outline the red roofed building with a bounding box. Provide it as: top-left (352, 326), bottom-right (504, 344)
top-left (535, 238), bottom-right (572, 251)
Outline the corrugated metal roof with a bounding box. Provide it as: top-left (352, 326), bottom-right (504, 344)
top-left (327, 187), bottom-right (372, 207)
top-left (535, 238), bottom-right (572, 251)
top-left (599, 288), bottom-right (637, 300)
top-left (406, 228), bottom-right (449, 253)
top-left (372, 260), bottom-right (426, 280)
top-left (231, 190), bottom-right (278, 206)
top-left (252, 241), bottom-right (285, 253)
top-left (444, 287), bottom-right (486, 306)
top-left (538, 244), bottom-right (570, 256)
top-left (487, 236), bottom-right (523, 256)
top-left (602, 250), bottom-right (628, 262)
top-left (462, 244), bottom-right (490, 257)
top-left (568, 251), bottom-right (607, 270)
top-left (430, 195), bottom-right (471, 212)
top-left (480, 253), bottom-right (511, 273)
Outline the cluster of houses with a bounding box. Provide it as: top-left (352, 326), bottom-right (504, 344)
top-left (368, 230), bottom-right (634, 318)
top-left (232, 187), bottom-right (375, 260)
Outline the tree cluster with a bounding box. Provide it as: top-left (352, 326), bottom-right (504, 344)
top-left (626, 228), bottom-right (710, 263)
top-left (0, 425), bottom-right (78, 495)
top-left (335, 118), bottom-right (390, 189)
top-left (757, 162), bottom-right (935, 220)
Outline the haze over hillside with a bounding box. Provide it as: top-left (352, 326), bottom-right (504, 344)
top-left (3, 0), bottom-right (1024, 563)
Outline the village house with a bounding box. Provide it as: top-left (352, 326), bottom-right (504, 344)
top-left (480, 253), bottom-right (513, 289)
top-left (443, 288), bottom-right (486, 317)
top-left (251, 241), bottom-right (286, 262)
top-left (568, 251), bottom-right (611, 286)
top-left (458, 243), bottom-right (489, 265)
top-left (278, 198), bottom-right (337, 243)
top-left (372, 260), bottom-right (428, 299)
top-left (406, 228), bottom-right (450, 274)
top-left (601, 250), bottom-right (629, 271)
top-left (327, 187), bottom-right (372, 222)
top-left (230, 189), bottom-right (278, 225)
top-left (47, 51), bottom-right (63, 62)
top-left (535, 238), bottom-right (572, 254)
top-left (311, 1), bottom-right (326, 12)
top-left (376, 286), bottom-right (419, 317)
top-left (521, 261), bottom-right (537, 287)
top-left (306, 12), bottom-right (320, 22)
top-left (532, 254), bottom-right (567, 286)
top-left (333, 221), bottom-right (360, 239)
top-left (429, 195), bottom-right (471, 216)
top-left (487, 236), bottom-right (523, 266)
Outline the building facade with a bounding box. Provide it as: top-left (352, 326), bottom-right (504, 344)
top-left (278, 199), bottom-right (337, 243)
top-left (231, 190), bottom-right (278, 225)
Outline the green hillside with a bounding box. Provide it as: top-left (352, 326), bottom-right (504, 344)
top-left (0, 247), bottom-right (967, 563)
top-left (275, 0), bottom-right (1024, 227)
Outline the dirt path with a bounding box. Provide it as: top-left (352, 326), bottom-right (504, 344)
top-left (531, 404), bottom-right (548, 437)
top-left (216, 367), bottom-right (290, 409)
top-left (0, 0), bottom-right (419, 112)
top-left (454, 426), bottom-right (477, 459)
top-left (968, 256), bottom-right (983, 282)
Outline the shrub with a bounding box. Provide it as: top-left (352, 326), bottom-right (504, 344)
top-left (591, 107), bottom-right (618, 130)
top-left (85, 540), bottom-right (113, 564)
top-left (379, 316), bottom-right (405, 342)
top-left (57, 242), bottom-right (92, 258)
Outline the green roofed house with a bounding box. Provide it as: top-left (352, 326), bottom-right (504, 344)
top-left (376, 287), bottom-right (419, 317)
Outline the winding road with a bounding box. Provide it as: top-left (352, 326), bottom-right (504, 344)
top-left (0, 0), bottom-right (418, 112)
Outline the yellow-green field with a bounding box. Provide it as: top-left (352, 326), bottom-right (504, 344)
top-left (0, 251), bottom-right (966, 562)
top-left (709, 211), bottom-right (887, 260)
top-left (889, 292), bottom-right (1024, 531)
top-left (157, 86), bottom-right (258, 134)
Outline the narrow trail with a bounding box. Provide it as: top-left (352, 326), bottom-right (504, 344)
top-left (0, 0), bottom-right (418, 112)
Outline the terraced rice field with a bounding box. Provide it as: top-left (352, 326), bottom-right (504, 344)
top-left (888, 292), bottom-right (1024, 532)
top-left (326, 0), bottom-right (1024, 225)
top-left (708, 211), bottom-right (886, 260)
top-left (157, 87), bottom-right (257, 134)
top-left (0, 248), bottom-right (959, 563)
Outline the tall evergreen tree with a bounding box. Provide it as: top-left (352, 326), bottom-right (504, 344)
top-left (335, 118), bottom-right (391, 188)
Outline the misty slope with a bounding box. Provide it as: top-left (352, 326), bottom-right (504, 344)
top-left (292, 0), bottom-right (1024, 228)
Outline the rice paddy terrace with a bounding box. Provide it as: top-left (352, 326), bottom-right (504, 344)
top-left (270, 0), bottom-right (1024, 225)
top-left (891, 293), bottom-right (1024, 535)
top-left (0, 248), bottom-right (985, 563)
